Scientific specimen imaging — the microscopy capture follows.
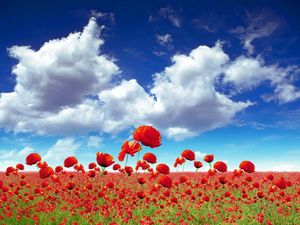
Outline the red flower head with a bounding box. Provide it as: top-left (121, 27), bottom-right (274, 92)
top-left (138, 177), bottom-right (146, 185)
top-left (64, 156), bottom-right (78, 168)
top-left (158, 175), bottom-right (173, 188)
top-left (136, 160), bottom-right (150, 171)
top-left (137, 190), bottom-right (146, 199)
top-left (6, 166), bottom-right (15, 174)
top-left (88, 162), bottom-right (97, 169)
top-left (239, 160), bottom-right (255, 173)
top-left (219, 176), bottom-right (228, 184)
top-left (174, 157), bottom-right (185, 168)
top-left (213, 161), bottom-right (227, 172)
top-left (204, 154), bottom-right (214, 163)
top-left (133, 125), bottom-right (161, 148)
top-left (113, 163), bottom-right (121, 171)
top-left (118, 140), bottom-right (142, 162)
top-left (39, 166), bottom-right (54, 179)
top-left (16, 163), bottom-right (24, 170)
top-left (125, 166), bottom-right (133, 175)
top-left (143, 152), bottom-right (157, 164)
top-left (96, 152), bottom-right (115, 168)
top-left (181, 149), bottom-right (195, 161)
top-left (55, 166), bottom-right (63, 173)
top-left (194, 161), bottom-right (203, 169)
top-left (156, 163), bottom-right (170, 175)
top-left (275, 177), bottom-right (287, 189)
top-left (26, 153), bottom-right (41, 165)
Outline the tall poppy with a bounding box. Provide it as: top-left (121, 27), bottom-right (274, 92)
top-left (64, 156), bottom-right (78, 168)
top-left (143, 152), bottom-right (157, 164)
top-left (204, 154), bottom-right (214, 163)
top-left (118, 140), bottom-right (142, 162)
top-left (26, 153), bottom-right (41, 165)
top-left (96, 152), bottom-right (115, 168)
top-left (239, 160), bottom-right (255, 173)
top-left (213, 161), bottom-right (227, 172)
top-left (156, 163), bottom-right (170, 175)
top-left (181, 150), bottom-right (195, 161)
top-left (133, 125), bottom-right (161, 148)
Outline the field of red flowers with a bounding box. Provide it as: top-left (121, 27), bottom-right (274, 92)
top-left (1, 126), bottom-right (300, 225)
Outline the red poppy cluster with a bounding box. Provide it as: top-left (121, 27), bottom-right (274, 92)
top-left (0, 125), bottom-right (299, 225)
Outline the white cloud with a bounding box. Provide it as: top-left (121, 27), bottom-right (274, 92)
top-left (43, 138), bottom-right (79, 166)
top-left (0, 18), bottom-right (298, 142)
top-left (87, 136), bottom-right (103, 148)
top-left (194, 151), bottom-right (207, 160)
top-left (159, 7), bottom-right (182, 27)
top-left (156, 34), bottom-right (173, 50)
top-left (0, 147), bottom-right (34, 171)
top-left (231, 11), bottom-right (279, 55)
top-left (223, 56), bottom-right (300, 103)
top-left (274, 83), bottom-right (300, 104)
top-left (147, 43), bottom-right (252, 139)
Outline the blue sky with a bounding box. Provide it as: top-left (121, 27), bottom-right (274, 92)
top-left (0, 0), bottom-right (300, 171)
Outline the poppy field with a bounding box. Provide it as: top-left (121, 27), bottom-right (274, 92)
top-left (1, 126), bottom-right (300, 225)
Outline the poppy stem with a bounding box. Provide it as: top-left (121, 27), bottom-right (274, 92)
top-left (100, 167), bottom-right (104, 190)
top-left (135, 151), bottom-right (141, 175)
top-left (124, 154), bottom-right (129, 168)
top-left (182, 162), bottom-right (185, 173)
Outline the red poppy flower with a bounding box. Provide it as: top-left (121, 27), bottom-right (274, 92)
top-left (65, 181), bottom-right (75, 190)
top-left (133, 125), bottom-right (161, 148)
top-left (143, 152), bottom-right (157, 164)
top-left (174, 157), bottom-right (185, 168)
top-left (55, 166), bottom-right (63, 173)
top-left (113, 164), bottom-right (121, 171)
top-left (118, 140), bottom-right (142, 162)
top-left (6, 166), bottom-right (15, 174)
top-left (213, 161), bottom-right (227, 172)
top-left (181, 149), bottom-right (195, 161)
top-left (16, 163), bottom-right (24, 170)
top-left (64, 156), bottom-right (78, 168)
top-left (275, 177), bottom-right (287, 189)
top-left (26, 153), bottom-right (41, 165)
top-left (87, 170), bottom-right (96, 178)
top-left (88, 162), bottom-right (97, 169)
top-left (137, 190), bottom-right (146, 199)
top-left (257, 191), bottom-right (264, 198)
top-left (96, 152), bottom-right (115, 168)
top-left (204, 154), bottom-right (214, 163)
top-left (138, 177), bottom-right (146, 185)
top-left (125, 166), bottom-right (133, 175)
top-left (194, 161), bottom-right (203, 169)
top-left (219, 176), bottom-right (228, 184)
top-left (158, 175), bottom-right (173, 188)
top-left (39, 166), bottom-right (54, 179)
top-left (239, 160), bottom-right (255, 173)
top-left (156, 163), bottom-right (170, 175)
top-left (136, 160), bottom-right (150, 171)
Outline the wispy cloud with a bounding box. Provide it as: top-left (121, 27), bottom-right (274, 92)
top-left (156, 34), bottom-right (173, 50)
top-left (231, 10), bottom-right (279, 55)
top-left (159, 7), bottom-right (182, 27)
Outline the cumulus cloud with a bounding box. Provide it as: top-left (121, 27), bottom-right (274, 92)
top-left (0, 18), bottom-right (298, 141)
top-left (223, 56), bottom-right (300, 103)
